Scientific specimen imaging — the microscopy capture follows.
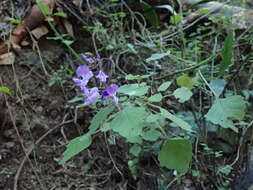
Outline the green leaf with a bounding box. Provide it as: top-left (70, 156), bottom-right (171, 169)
top-left (68, 96), bottom-right (84, 103)
top-left (125, 74), bottom-right (150, 80)
top-left (59, 134), bottom-right (92, 164)
top-left (0, 86), bottom-right (12, 96)
top-left (88, 104), bottom-right (115, 134)
top-left (118, 83), bottom-right (149, 96)
top-left (63, 40), bottom-right (74, 46)
top-left (205, 95), bottom-right (246, 132)
top-left (218, 165), bottom-right (232, 175)
top-left (141, 1), bottom-right (159, 28)
top-left (53, 11), bottom-right (67, 18)
top-left (146, 114), bottom-right (161, 123)
top-left (170, 15), bottom-right (182, 25)
top-left (126, 136), bottom-right (143, 143)
top-left (194, 9), bottom-right (211, 15)
top-left (6, 17), bottom-right (21, 24)
top-left (142, 129), bottom-right (161, 141)
top-left (128, 159), bottom-right (138, 180)
top-left (146, 52), bottom-right (170, 62)
top-left (220, 31), bottom-right (233, 76)
top-left (173, 87), bottom-right (193, 103)
top-left (158, 138), bottom-right (192, 173)
top-left (160, 108), bottom-right (193, 132)
top-left (176, 74), bottom-right (196, 89)
top-left (37, 2), bottom-right (52, 16)
top-left (158, 81), bottom-right (172, 92)
top-left (109, 104), bottom-right (148, 138)
top-left (148, 93), bottom-right (163, 102)
top-left (130, 144), bottom-right (142, 156)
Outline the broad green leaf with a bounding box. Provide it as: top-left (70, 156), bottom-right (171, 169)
top-left (158, 138), bottom-right (192, 173)
top-left (142, 129), bottom-right (161, 141)
top-left (0, 86), bottom-right (12, 96)
top-left (118, 83), bottom-right (149, 96)
top-left (209, 79), bottom-right (226, 97)
top-left (146, 114), bottom-right (161, 123)
top-left (160, 108), bottom-right (193, 132)
top-left (130, 144), bottom-right (142, 156)
top-left (205, 95), bottom-right (246, 132)
top-left (146, 52), bottom-right (170, 62)
top-left (37, 2), bottom-right (52, 16)
top-left (125, 74), bottom-right (150, 80)
top-left (158, 81), bottom-right (172, 92)
top-left (59, 134), bottom-right (92, 164)
top-left (148, 93), bottom-right (163, 102)
top-left (220, 31), bottom-right (233, 76)
top-left (126, 136), bottom-right (143, 144)
top-left (109, 104), bottom-right (148, 138)
top-left (173, 87), bottom-right (193, 103)
top-left (88, 104), bottom-right (115, 134)
top-left (176, 74), bottom-right (196, 89)
top-left (141, 1), bottom-right (159, 28)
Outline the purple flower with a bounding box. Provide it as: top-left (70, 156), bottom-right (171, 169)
top-left (96, 71), bottom-right (108, 83)
top-left (72, 65), bottom-right (93, 90)
top-left (83, 87), bottom-right (100, 105)
top-left (81, 54), bottom-right (101, 64)
top-left (102, 84), bottom-right (119, 104)
top-left (95, 54), bottom-right (101, 61)
top-left (81, 54), bottom-right (95, 64)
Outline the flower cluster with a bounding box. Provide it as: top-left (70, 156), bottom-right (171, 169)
top-left (72, 65), bottom-right (119, 106)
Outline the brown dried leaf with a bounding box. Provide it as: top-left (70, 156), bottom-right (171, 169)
top-left (0, 52), bottom-right (15, 65)
top-left (32, 25), bottom-right (49, 39)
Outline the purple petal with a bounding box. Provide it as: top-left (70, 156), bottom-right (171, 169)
top-left (96, 71), bottom-right (108, 83)
top-left (72, 77), bottom-right (87, 89)
top-left (104, 84), bottom-right (118, 95)
top-left (84, 87), bottom-right (100, 105)
top-left (76, 65), bottom-right (93, 77)
top-left (102, 84), bottom-right (119, 104)
top-left (73, 65), bottom-right (93, 88)
top-left (80, 54), bottom-right (95, 64)
top-left (81, 87), bottom-right (90, 97)
top-left (72, 77), bottom-right (90, 90)
top-left (72, 77), bottom-right (82, 85)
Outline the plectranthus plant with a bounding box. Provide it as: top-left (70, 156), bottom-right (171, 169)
top-left (60, 54), bottom-right (195, 176)
top-left (60, 53), bottom-right (246, 180)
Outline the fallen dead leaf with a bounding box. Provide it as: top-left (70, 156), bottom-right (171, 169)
top-left (32, 24), bottom-right (49, 39)
top-left (0, 52), bottom-right (15, 65)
